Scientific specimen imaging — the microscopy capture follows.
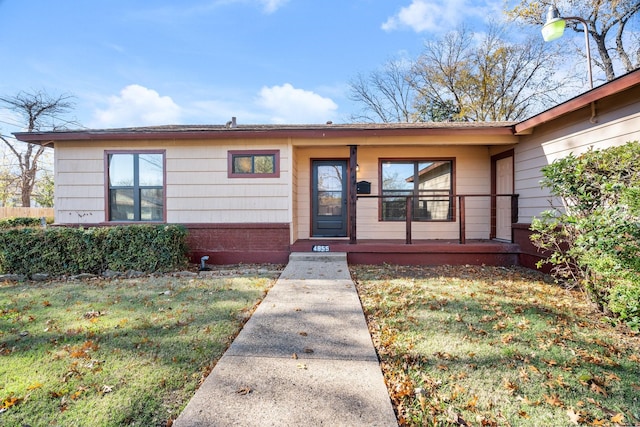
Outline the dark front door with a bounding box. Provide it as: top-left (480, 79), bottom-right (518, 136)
top-left (312, 160), bottom-right (348, 237)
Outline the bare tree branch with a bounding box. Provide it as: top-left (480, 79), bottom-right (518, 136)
top-left (0, 90), bottom-right (76, 206)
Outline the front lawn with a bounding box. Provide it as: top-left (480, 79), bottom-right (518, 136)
top-left (351, 264), bottom-right (640, 427)
top-left (0, 267), bottom-right (281, 426)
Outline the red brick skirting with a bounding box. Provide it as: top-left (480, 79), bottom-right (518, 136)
top-left (512, 223), bottom-right (552, 273)
top-left (185, 223), bottom-right (291, 265)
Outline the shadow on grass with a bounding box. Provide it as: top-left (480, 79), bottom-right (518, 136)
top-left (351, 264), bottom-right (640, 427)
top-left (0, 272), bottom-right (280, 426)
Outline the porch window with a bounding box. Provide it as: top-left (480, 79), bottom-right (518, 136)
top-left (107, 151), bottom-right (165, 222)
top-left (381, 159), bottom-right (454, 221)
top-left (228, 150), bottom-right (280, 178)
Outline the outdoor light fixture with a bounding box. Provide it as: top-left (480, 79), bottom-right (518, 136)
top-left (541, 5), bottom-right (593, 89)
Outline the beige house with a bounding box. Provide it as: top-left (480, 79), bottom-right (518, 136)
top-left (16, 69), bottom-right (640, 267)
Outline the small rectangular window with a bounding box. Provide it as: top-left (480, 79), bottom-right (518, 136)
top-left (228, 150), bottom-right (280, 178)
top-left (380, 159), bottom-right (454, 221)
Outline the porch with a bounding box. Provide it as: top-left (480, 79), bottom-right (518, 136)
top-left (290, 239), bottom-right (521, 266)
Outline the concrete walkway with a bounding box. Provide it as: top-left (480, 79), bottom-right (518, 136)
top-left (174, 252), bottom-right (398, 427)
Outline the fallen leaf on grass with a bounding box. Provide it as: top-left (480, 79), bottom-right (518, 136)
top-left (567, 408), bottom-right (581, 425)
top-left (2, 396), bottom-right (20, 409)
top-left (447, 407), bottom-right (470, 426)
top-left (528, 365), bottom-right (541, 374)
top-left (503, 380), bottom-right (518, 394)
top-left (465, 395), bottom-right (479, 411)
top-left (543, 393), bottom-right (564, 407)
top-left (610, 413), bottom-right (625, 424)
top-left (27, 382), bottom-right (43, 390)
top-left (83, 310), bottom-right (104, 319)
top-left (590, 382), bottom-right (608, 397)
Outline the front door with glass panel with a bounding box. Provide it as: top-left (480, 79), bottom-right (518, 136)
top-left (312, 160), bottom-right (348, 237)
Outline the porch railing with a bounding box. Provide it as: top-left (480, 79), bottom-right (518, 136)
top-left (355, 194), bottom-right (519, 244)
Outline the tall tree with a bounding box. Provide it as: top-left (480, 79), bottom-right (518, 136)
top-left (507, 0), bottom-right (640, 81)
top-left (348, 58), bottom-right (417, 123)
top-left (0, 91), bottom-right (75, 207)
top-left (0, 152), bottom-right (19, 206)
top-left (410, 24), bottom-right (567, 122)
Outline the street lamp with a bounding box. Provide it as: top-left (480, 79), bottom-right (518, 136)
top-left (541, 5), bottom-right (593, 89)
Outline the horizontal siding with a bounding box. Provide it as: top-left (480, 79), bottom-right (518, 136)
top-left (294, 145), bottom-right (494, 241)
top-left (516, 100), bottom-right (640, 222)
top-left (165, 142), bottom-right (289, 223)
top-left (53, 141), bottom-right (291, 225)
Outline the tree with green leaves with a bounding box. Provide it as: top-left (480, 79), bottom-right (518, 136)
top-left (0, 90), bottom-right (76, 207)
top-left (507, 0), bottom-right (640, 81)
top-left (0, 152), bottom-right (19, 206)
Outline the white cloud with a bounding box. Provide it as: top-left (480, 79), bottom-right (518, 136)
top-left (92, 85), bottom-right (181, 128)
top-left (256, 83), bottom-right (338, 124)
top-left (259, 0), bottom-right (289, 14)
top-left (382, 0), bottom-right (501, 33)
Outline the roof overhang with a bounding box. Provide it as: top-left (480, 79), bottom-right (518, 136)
top-left (514, 69), bottom-right (640, 135)
top-left (14, 122), bottom-right (516, 147)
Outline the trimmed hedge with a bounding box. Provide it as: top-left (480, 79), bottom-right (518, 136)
top-left (0, 217), bottom-right (53, 229)
top-left (0, 225), bottom-right (189, 277)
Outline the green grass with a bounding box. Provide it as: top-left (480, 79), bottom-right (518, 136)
top-left (351, 264), bottom-right (640, 427)
top-left (0, 268), bottom-right (281, 426)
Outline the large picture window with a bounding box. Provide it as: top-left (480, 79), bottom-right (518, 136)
top-left (107, 151), bottom-right (165, 222)
top-left (228, 150), bottom-right (280, 178)
top-left (381, 159), bottom-right (454, 221)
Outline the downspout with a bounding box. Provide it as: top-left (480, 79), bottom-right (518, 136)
top-left (590, 101), bottom-right (598, 124)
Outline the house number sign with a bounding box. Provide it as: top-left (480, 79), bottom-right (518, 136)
top-left (312, 245), bottom-right (330, 252)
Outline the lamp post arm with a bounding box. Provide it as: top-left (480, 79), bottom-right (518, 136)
top-left (563, 16), bottom-right (593, 89)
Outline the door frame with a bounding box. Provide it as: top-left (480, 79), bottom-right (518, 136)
top-left (310, 158), bottom-right (350, 238)
top-left (490, 149), bottom-right (514, 241)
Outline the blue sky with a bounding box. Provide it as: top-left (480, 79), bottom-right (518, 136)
top-left (1, 0), bottom-right (520, 131)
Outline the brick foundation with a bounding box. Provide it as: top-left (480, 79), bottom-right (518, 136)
top-left (185, 223), bottom-right (291, 265)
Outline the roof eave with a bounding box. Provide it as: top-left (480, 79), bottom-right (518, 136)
top-left (514, 69), bottom-right (640, 135)
top-left (14, 124), bottom-right (516, 146)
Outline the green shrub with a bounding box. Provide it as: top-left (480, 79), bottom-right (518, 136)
top-left (609, 283), bottom-right (640, 332)
top-left (0, 225), bottom-right (189, 277)
top-left (0, 217), bottom-right (52, 229)
top-left (531, 141), bottom-right (640, 331)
